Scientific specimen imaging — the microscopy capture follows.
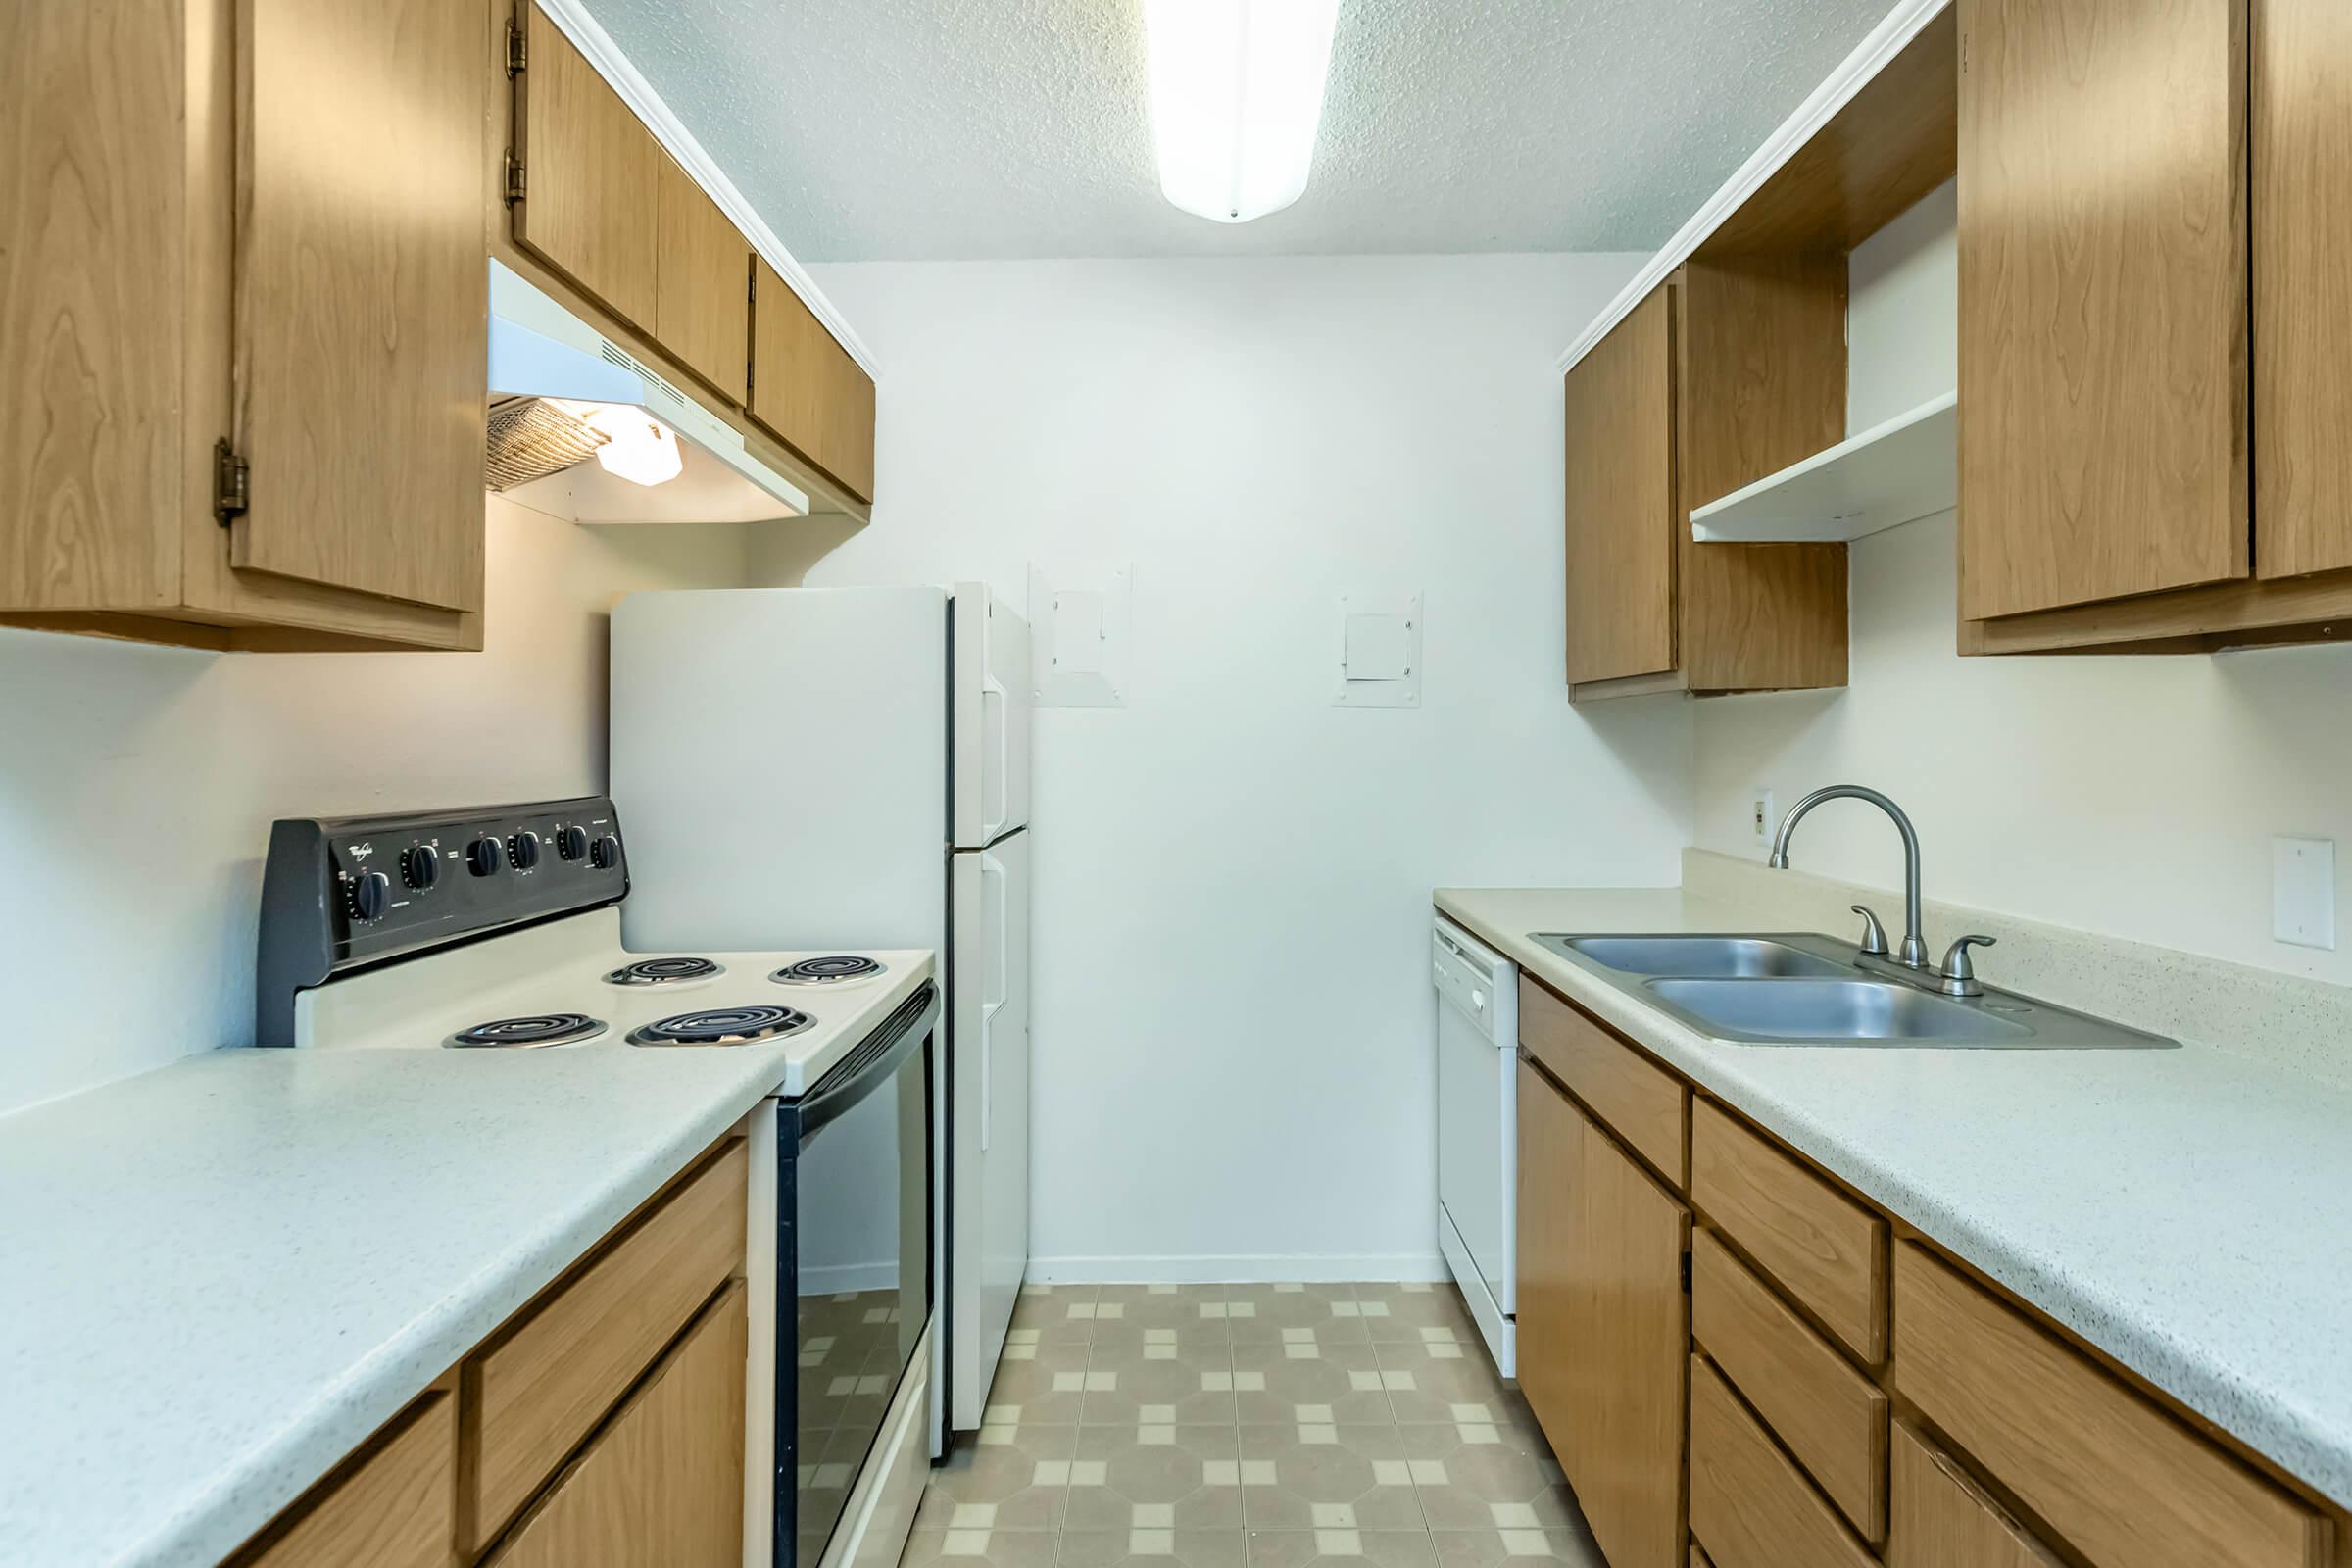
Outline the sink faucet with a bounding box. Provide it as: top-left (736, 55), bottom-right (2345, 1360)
top-left (1769, 785), bottom-right (1929, 968)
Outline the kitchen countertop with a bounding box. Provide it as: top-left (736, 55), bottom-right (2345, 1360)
top-left (0, 954), bottom-right (932, 1568)
top-left (1438, 886), bottom-right (2352, 1511)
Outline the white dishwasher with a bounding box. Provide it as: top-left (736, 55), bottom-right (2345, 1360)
top-left (1433, 914), bottom-right (1518, 1375)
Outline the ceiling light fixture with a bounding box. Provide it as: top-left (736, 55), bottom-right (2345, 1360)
top-left (1142, 0), bottom-right (1343, 225)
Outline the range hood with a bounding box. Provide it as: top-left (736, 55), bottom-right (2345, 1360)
top-left (487, 257), bottom-right (809, 524)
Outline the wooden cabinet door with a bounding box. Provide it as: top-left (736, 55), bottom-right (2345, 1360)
top-left (492, 1281), bottom-right (749, 1568)
top-left (2254, 0), bottom-right (2352, 580)
top-left (236, 1391), bottom-right (456, 1568)
top-left (1956, 0), bottom-right (2248, 619)
top-left (1886, 1422), bottom-right (2063, 1568)
top-left (230, 0), bottom-right (486, 612)
top-left (749, 257), bottom-right (876, 503)
top-left (514, 3), bottom-right (660, 333)
top-left (655, 155), bottom-right (750, 405)
top-left (1562, 287), bottom-right (1677, 686)
top-left (1516, 1060), bottom-right (1689, 1568)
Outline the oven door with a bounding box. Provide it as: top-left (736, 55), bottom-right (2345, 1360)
top-left (779, 983), bottom-right (937, 1567)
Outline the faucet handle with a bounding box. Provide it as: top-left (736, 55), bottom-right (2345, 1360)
top-left (1938, 935), bottom-right (1997, 997)
top-left (1849, 904), bottom-right (1890, 958)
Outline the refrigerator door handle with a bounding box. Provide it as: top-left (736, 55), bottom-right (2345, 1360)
top-left (979, 671), bottom-right (1009, 846)
top-left (980, 850), bottom-right (1008, 1152)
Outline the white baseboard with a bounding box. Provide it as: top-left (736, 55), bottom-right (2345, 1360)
top-left (1027, 1252), bottom-right (1449, 1286)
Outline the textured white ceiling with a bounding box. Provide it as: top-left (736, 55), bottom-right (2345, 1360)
top-left (581, 0), bottom-right (1901, 262)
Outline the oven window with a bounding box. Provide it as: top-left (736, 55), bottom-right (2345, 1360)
top-left (792, 1037), bottom-right (930, 1563)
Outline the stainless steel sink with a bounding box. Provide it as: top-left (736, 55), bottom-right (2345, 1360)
top-left (1529, 930), bottom-right (2176, 1050)
top-left (1544, 935), bottom-right (1853, 980)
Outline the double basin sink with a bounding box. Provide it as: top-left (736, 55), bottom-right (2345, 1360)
top-left (1532, 933), bottom-right (2175, 1050)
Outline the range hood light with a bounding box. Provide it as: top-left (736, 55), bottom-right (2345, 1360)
top-left (560, 402), bottom-right (684, 487)
top-left (1142, 0), bottom-right (1343, 224)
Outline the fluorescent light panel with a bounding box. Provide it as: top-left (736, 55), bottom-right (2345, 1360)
top-left (1143, 0), bottom-right (1343, 224)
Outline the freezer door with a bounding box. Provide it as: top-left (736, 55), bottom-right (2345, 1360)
top-left (948, 829), bottom-right (1031, 1430)
top-left (953, 584), bottom-right (1033, 849)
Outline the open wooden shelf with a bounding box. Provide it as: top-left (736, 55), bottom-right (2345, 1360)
top-left (1691, 391), bottom-right (1956, 544)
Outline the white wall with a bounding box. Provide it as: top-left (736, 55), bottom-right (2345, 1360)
top-left (1693, 183), bottom-right (2352, 987)
top-left (796, 254), bottom-right (1691, 1279)
top-left (0, 498), bottom-right (752, 1115)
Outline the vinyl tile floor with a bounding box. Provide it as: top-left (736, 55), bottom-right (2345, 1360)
top-left (909, 1282), bottom-right (1604, 1568)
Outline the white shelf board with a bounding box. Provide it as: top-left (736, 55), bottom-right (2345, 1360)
top-left (1691, 390), bottom-right (1957, 544)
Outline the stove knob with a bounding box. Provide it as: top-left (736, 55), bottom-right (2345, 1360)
top-left (556, 824), bottom-right (590, 861)
top-left (509, 830), bottom-right (543, 871)
top-left (466, 836), bottom-right (504, 877)
top-left (349, 870), bottom-right (392, 922)
top-left (402, 845), bottom-right (441, 892)
top-left (589, 833), bottom-right (622, 870)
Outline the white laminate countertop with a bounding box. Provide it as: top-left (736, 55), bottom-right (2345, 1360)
top-left (1437, 887), bottom-right (2352, 1511)
top-left (0, 955), bottom-right (933, 1568)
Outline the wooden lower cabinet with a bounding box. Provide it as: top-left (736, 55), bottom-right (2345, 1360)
top-left (490, 1281), bottom-right (748, 1568)
top-left (233, 1391), bottom-right (457, 1568)
top-left (1688, 1354), bottom-right (1874, 1568)
top-left (1517, 1058), bottom-right (1689, 1568)
top-left (1886, 1420), bottom-right (2060, 1568)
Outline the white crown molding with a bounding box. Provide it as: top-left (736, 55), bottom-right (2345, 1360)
top-left (532, 0), bottom-right (882, 381)
top-left (1552, 0), bottom-right (1952, 379)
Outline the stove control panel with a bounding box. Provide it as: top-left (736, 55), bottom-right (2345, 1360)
top-left (255, 796), bottom-right (627, 1046)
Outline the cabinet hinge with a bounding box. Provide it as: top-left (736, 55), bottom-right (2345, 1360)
top-left (505, 18), bottom-right (526, 76)
top-left (212, 439), bottom-right (249, 525)
top-left (1680, 1250), bottom-right (1692, 1293)
top-left (504, 150), bottom-right (526, 206)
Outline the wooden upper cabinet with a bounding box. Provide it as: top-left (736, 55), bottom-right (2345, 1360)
top-left (231, 0), bottom-right (486, 613)
top-left (2253, 0), bottom-right (2352, 581)
top-left (750, 257), bottom-right (877, 504)
top-left (1562, 287), bottom-right (1678, 688)
top-left (513, 3), bottom-right (660, 333)
top-left (654, 154), bottom-right (750, 405)
top-left (1956, 0), bottom-right (2249, 620)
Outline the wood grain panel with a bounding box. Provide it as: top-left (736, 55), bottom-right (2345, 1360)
top-left (1963, 567), bottom-right (2352, 655)
top-left (1894, 1243), bottom-right (2328, 1568)
top-left (2253, 0), bottom-right (2352, 579)
top-left (1675, 257), bottom-right (1848, 693)
top-left (654, 153), bottom-right (749, 405)
top-left (0, 0), bottom-right (184, 612)
top-left (1562, 285), bottom-right (1677, 688)
top-left (1691, 1228), bottom-right (1887, 1542)
top-left (749, 256), bottom-right (876, 503)
top-left (1690, 1100), bottom-right (1886, 1364)
top-left (1518, 976), bottom-right (1687, 1184)
top-left (1519, 1064), bottom-right (1689, 1568)
top-left (1956, 0), bottom-right (2249, 618)
top-left (1689, 1354), bottom-right (1875, 1568)
top-left (1690, 1549), bottom-right (1715, 1568)
top-left (1886, 1420), bottom-right (2062, 1568)
top-left (230, 0), bottom-right (486, 612)
top-left (1698, 7), bottom-right (1959, 256)
top-left (234, 1390), bottom-right (456, 1568)
top-left (466, 1138), bottom-right (747, 1552)
top-left (514, 2), bottom-right (659, 331)
top-left (490, 1282), bottom-right (748, 1568)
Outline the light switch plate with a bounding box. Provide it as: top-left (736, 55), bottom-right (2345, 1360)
top-left (1334, 593), bottom-right (1422, 708)
top-left (2273, 836), bottom-right (2336, 950)
top-left (1749, 788), bottom-right (1776, 850)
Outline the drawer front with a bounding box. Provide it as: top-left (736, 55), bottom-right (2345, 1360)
top-left (1887, 1420), bottom-right (2061, 1568)
top-left (1893, 1244), bottom-right (2328, 1568)
top-left (1691, 1227), bottom-right (1887, 1541)
top-left (1689, 1353), bottom-right (1875, 1568)
top-left (467, 1136), bottom-right (749, 1550)
top-left (236, 1391), bottom-right (455, 1568)
top-left (1519, 975), bottom-right (1688, 1182)
top-left (1690, 1099), bottom-right (1885, 1362)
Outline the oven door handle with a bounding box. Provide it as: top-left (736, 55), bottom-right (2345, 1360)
top-left (796, 982), bottom-right (939, 1138)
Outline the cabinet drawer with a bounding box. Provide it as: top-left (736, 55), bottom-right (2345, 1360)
top-left (1886, 1420), bottom-right (2060, 1568)
top-left (234, 1391), bottom-right (455, 1568)
top-left (1691, 1227), bottom-right (1886, 1541)
top-left (1518, 975), bottom-right (1687, 1181)
top-left (1689, 1354), bottom-right (1874, 1568)
top-left (1690, 1099), bottom-right (1884, 1362)
top-left (1893, 1244), bottom-right (2328, 1568)
top-left (466, 1136), bottom-right (749, 1550)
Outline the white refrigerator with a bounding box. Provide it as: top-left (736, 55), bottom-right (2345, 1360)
top-left (609, 583), bottom-right (1032, 1446)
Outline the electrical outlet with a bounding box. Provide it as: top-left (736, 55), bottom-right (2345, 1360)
top-left (2274, 836), bottom-right (2336, 950)
top-left (1749, 788), bottom-right (1776, 850)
